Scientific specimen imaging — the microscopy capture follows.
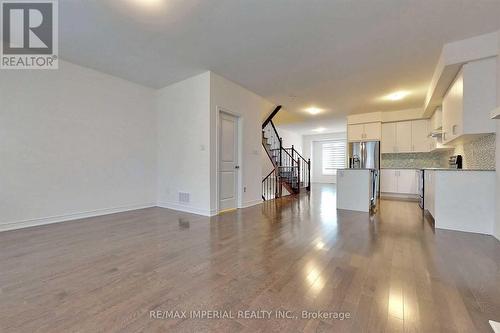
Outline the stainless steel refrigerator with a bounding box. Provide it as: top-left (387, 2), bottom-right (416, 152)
top-left (348, 141), bottom-right (380, 210)
top-left (348, 141), bottom-right (380, 169)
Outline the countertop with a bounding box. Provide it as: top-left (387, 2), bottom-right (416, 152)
top-left (423, 168), bottom-right (495, 172)
top-left (338, 168), bottom-right (377, 171)
top-left (380, 167), bottom-right (495, 172)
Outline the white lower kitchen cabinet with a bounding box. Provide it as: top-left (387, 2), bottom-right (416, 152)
top-left (424, 170), bottom-right (495, 234)
top-left (380, 169), bottom-right (398, 193)
top-left (381, 169), bottom-right (418, 197)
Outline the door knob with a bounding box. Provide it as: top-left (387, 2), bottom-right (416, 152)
top-left (235, 165), bottom-right (240, 169)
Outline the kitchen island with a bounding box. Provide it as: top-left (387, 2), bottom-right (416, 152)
top-left (337, 168), bottom-right (378, 212)
top-left (424, 169), bottom-right (495, 234)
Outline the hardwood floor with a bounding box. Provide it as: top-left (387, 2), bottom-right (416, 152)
top-left (1, 184), bottom-right (499, 332)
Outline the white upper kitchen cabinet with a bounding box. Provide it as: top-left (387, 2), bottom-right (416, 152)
top-left (348, 122), bottom-right (381, 142)
top-left (396, 121), bottom-right (412, 153)
top-left (411, 119), bottom-right (431, 152)
top-left (381, 123), bottom-right (397, 153)
top-left (442, 70), bottom-right (463, 143)
top-left (347, 124), bottom-right (364, 141)
top-left (430, 108), bottom-right (442, 131)
top-left (441, 58), bottom-right (497, 144)
top-left (363, 122), bottom-right (381, 141)
top-left (381, 119), bottom-right (432, 153)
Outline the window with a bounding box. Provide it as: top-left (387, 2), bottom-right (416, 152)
top-left (322, 140), bottom-right (346, 175)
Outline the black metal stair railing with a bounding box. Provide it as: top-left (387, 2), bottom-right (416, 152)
top-left (262, 169), bottom-right (279, 201)
top-left (261, 106), bottom-right (311, 201)
top-left (290, 146), bottom-right (311, 191)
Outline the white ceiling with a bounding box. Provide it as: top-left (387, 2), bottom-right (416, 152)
top-left (60, 0), bottom-right (500, 134)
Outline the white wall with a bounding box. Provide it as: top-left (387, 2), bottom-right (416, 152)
top-left (276, 127), bottom-right (303, 153)
top-left (302, 132), bottom-right (347, 184)
top-left (347, 108), bottom-right (424, 124)
top-left (0, 61), bottom-right (317, 230)
top-left (210, 73), bottom-right (274, 212)
top-left (0, 61), bottom-right (157, 231)
top-left (496, 51), bottom-right (500, 241)
top-left (496, 121), bottom-right (500, 241)
top-left (156, 72), bottom-right (212, 215)
top-left (262, 149), bottom-right (275, 177)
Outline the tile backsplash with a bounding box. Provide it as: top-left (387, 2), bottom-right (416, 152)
top-left (381, 151), bottom-right (448, 168)
top-left (451, 134), bottom-right (496, 170)
top-left (381, 134), bottom-right (496, 169)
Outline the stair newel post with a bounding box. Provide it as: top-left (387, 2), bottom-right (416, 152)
top-left (279, 137), bottom-right (283, 167)
top-left (297, 161), bottom-right (301, 193)
top-left (307, 158), bottom-right (311, 191)
top-left (274, 166), bottom-right (278, 197)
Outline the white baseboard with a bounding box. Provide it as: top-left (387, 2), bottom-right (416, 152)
top-left (0, 198), bottom-right (266, 233)
top-left (240, 199), bottom-right (263, 209)
top-left (159, 199), bottom-right (263, 216)
top-left (0, 203), bottom-right (156, 233)
top-left (157, 201), bottom-right (214, 217)
top-left (380, 192), bottom-right (419, 201)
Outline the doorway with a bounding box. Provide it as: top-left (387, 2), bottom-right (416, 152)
top-left (218, 111), bottom-right (240, 212)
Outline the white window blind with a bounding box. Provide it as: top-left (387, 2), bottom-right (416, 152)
top-left (322, 141), bottom-right (346, 175)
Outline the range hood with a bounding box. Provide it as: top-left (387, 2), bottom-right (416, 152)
top-left (429, 129), bottom-right (444, 138)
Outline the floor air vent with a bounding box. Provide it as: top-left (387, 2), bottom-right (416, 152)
top-left (179, 192), bottom-right (190, 203)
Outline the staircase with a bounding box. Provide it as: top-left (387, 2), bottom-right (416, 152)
top-left (262, 106), bottom-right (311, 201)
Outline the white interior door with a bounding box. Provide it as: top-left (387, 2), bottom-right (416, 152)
top-left (219, 112), bottom-right (239, 211)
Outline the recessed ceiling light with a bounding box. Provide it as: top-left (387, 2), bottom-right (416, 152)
top-left (384, 91), bottom-right (410, 101)
top-left (312, 127), bottom-right (326, 132)
top-left (128, 0), bottom-right (164, 9)
top-left (305, 107), bottom-right (322, 115)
